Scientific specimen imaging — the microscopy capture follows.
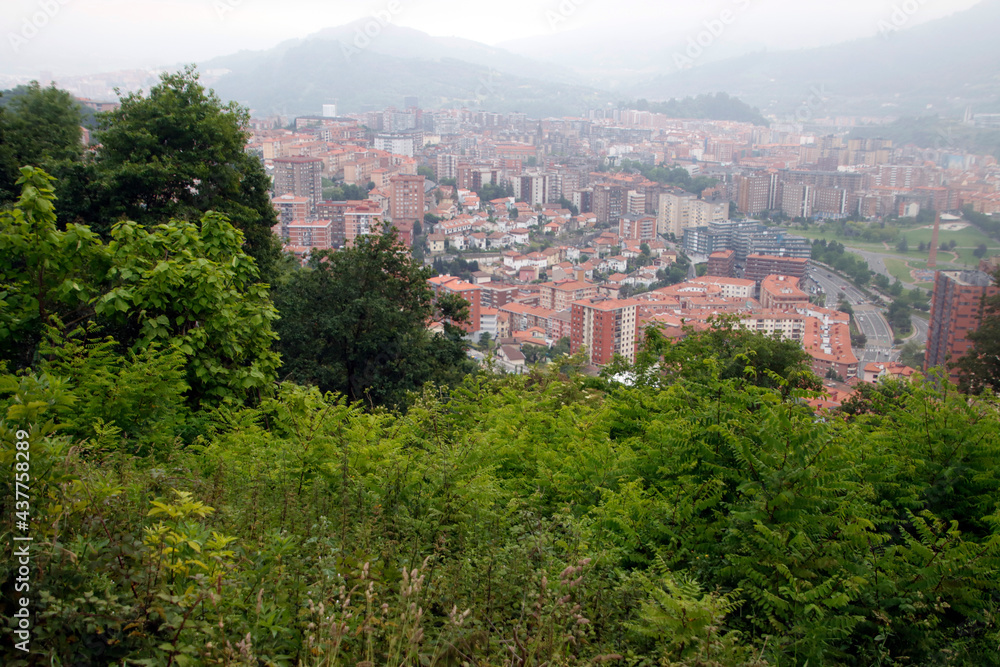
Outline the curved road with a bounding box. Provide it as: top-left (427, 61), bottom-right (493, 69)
top-left (908, 314), bottom-right (929, 346)
top-left (809, 267), bottom-right (899, 365)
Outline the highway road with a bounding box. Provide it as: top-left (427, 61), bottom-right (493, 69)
top-left (848, 249), bottom-right (893, 281)
top-left (908, 314), bottom-right (929, 346)
top-left (808, 267), bottom-right (899, 365)
top-left (810, 268), bottom-right (869, 308)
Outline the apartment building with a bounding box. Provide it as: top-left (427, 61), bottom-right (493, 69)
top-left (273, 157), bottom-right (324, 212)
top-left (570, 296), bottom-right (639, 366)
top-left (389, 174), bottom-right (425, 227)
top-left (926, 270), bottom-right (999, 382)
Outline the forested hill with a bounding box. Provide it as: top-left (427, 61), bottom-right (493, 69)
top-left (624, 93), bottom-right (770, 126)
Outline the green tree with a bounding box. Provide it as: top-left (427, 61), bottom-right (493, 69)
top-left (0, 82), bottom-right (85, 203)
top-left (93, 212), bottom-right (280, 404)
top-left (0, 168), bottom-right (107, 370)
top-left (417, 165), bottom-right (435, 180)
top-left (974, 243), bottom-right (988, 258)
top-left (78, 67), bottom-right (281, 282)
top-left (273, 223), bottom-right (475, 407)
top-left (898, 339), bottom-right (925, 369)
top-left (556, 196), bottom-right (579, 216)
top-left (613, 315), bottom-right (820, 393)
top-left (0, 166), bottom-right (279, 405)
top-left (896, 236), bottom-right (909, 252)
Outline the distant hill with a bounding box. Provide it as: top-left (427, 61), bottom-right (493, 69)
top-left (624, 0), bottom-right (1000, 118)
top-left (201, 23), bottom-right (609, 117)
top-left (625, 94), bottom-right (769, 126)
top-left (850, 116), bottom-right (1000, 160)
top-left (193, 2), bottom-right (999, 123)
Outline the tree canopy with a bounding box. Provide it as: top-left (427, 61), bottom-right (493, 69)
top-left (1, 69), bottom-right (282, 283)
top-left (5, 320), bottom-right (1000, 665)
top-left (0, 167), bottom-right (279, 405)
top-left (0, 82), bottom-right (85, 204)
top-left (273, 223), bottom-right (475, 408)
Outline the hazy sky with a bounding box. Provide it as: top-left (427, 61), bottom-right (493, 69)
top-left (0, 0), bottom-right (985, 77)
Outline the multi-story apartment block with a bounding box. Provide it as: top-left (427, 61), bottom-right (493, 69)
top-left (273, 157), bottom-right (324, 212)
top-left (286, 219), bottom-right (334, 250)
top-left (781, 183), bottom-right (813, 218)
top-left (374, 133), bottom-right (415, 157)
top-left (926, 270), bottom-right (999, 382)
top-left (538, 280), bottom-right (598, 311)
top-left (593, 184), bottom-right (628, 225)
top-left (744, 255), bottom-right (809, 287)
top-left (736, 172), bottom-right (778, 215)
top-left (690, 197), bottom-right (730, 227)
top-left (570, 296), bottom-right (639, 366)
top-left (344, 201), bottom-right (384, 248)
top-left (706, 249), bottom-right (736, 277)
top-left (657, 188), bottom-right (696, 236)
top-left (515, 173), bottom-right (549, 207)
top-left (618, 214), bottom-right (657, 241)
top-left (272, 194), bottom-right (310, 240)
top-left (759, 275), bottom-right (810, 311)
top-left (436, 153), bottom-right (460, 181)
top-left (389, 174), bottom-right (425, 227)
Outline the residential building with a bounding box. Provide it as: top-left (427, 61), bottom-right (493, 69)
top-left (272, 194), bottom-right (310, 240)
top-left (390, 174), bottom-right (425, 227)
top-left (759, 275), bottom-right (810, 311)
top-left (428, 275), bottom-right (483, 334)
top-left (619, 214), bottom-right (657, 241)
top-left (286, 219), bottom-right (334, 250)
top-left (344, 201), bottom-right (384, 247)
top-left (570, 297), bottom-right (639, 366)
top-left (925, 270), bottom-right (999, 382)
top-left (706, 250), bottom-right (736, 277)
top-left (538, 280), bottom-right (598, 311)
top-left (273, 157), bottom-right (324, 212)
top-left (744, 255), bottom-right (809, 286)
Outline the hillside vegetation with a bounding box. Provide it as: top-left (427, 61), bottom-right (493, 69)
top-left (3, 171), bottom-right (1000, 665)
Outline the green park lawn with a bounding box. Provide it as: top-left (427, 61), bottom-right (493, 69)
top-left (799, 222), bottom-right (1000, 272)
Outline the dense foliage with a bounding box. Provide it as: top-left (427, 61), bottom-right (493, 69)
top-left (1, 69), bottom-right (282, 284)
top-left (273, 223), bottom-right (475, 408)
top-left (4, 326), bottom-right (1000, 665)
top-left (0, 82), bottom-right (86, 206)
top-left (0, 167), bottom-right (279, 406)
top-left (811, 240), bottom-right (873, 286)
top-left (614, 160), bottom-right (719, 198)
top-left (627, 93), bottom-right (770, 126)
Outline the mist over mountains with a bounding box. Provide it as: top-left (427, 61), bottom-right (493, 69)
top-left (194, 0), bottom-right (1000, 119)
top-left (8, 1), bottom-right (995, 120)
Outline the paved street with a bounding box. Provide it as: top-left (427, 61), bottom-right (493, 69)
top-left (908, 314), bottom-right (929, 346)
top-left (809, 267), bottom-right (899, 365)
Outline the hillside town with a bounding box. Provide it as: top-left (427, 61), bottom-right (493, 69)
top-left (257, 102), bottom-right (1000, 406)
